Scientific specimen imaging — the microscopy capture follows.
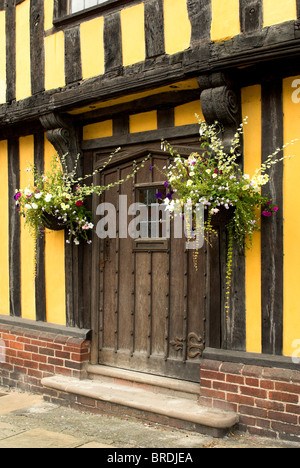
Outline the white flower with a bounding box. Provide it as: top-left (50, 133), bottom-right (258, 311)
top-left (74, 239), bottom-right (80, 245)
top-left (45, 194), bottom-right (52, 202)
top-left (24, 188), bottom-right (32, 196)
top-left (210, 208), bottom-right (220, 215)
top-left (32, 203), bottom-right (38, 210)
top-left (25, 204), bottom-right (31, 210)
top-left (35, 192), bottom-right (43, 199)
top-left (88, 223), bottom-right (94, 229)
top-left (186, 180), bottom-right (193, 187)
top-left (243, 174), bottom-right (250, 180)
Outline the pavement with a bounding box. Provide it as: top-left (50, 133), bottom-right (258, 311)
top-left (0, 386), bottom-right (299, 449)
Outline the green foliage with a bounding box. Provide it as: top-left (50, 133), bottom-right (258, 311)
top-left (160, 117), bottom-right (296, 317)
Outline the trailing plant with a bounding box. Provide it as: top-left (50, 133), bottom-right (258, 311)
top-left (157, 118), bottom-right (297, 317)
top-left (15, 149), bottom-right (150, 275)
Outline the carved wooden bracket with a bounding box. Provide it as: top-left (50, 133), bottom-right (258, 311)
top-left (198, 73), bottom-right (241, 153)
top-left (40, 112), bottom-right (81, 174)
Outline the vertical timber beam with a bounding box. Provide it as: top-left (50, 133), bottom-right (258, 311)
top-left (261, 79), bottom-right (284, 356)
top-left (5, 1), bottom-right (16, 103)
top-left (8, 139), bottom-right (21, 317)
top-left (34, 133), bottom-right (47, 322)
top-left (40, 113), bottom-right (83, 328)
top-left (30, 0), bottom-right (45, 95)
top-left (198, 72), bottom-right (246, 351)
top-left (240, 0), bottom-right (263, 34)
top-left (187, 0), bottom-right (212, 45)
top-left (144, 0), bottom-right (165, 58)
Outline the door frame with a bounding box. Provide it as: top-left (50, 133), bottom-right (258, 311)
top-left (89, 140), bottom-right (223, 373)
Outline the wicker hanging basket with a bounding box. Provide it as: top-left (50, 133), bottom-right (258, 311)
top-left (42, 213), bottom-right (68, 231)
top-left (205, 206), bottom-right (235, 227)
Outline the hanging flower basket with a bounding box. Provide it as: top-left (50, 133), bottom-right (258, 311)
top-left (42, 213), bottom-right (68, 231)
top-left (157, 117), bottom-right (297, 318)
top-left (205, 206), bottom-right (236, 227)
top-left (14, 149), bottom-right (150, 276)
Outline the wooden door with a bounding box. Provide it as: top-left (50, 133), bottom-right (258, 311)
top-left (92, 150), bottom-right (208, 382)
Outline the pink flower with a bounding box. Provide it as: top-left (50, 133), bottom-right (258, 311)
top-left (262, 211), bottom-right (272, 217)
top-left (272, 206), bottom-right (279, 212)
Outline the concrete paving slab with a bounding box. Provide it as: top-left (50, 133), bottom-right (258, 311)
top-left (0, 393), bottom-right (44, 415)
top-left (0, 422), bottom-right (25, 440)
top-left (78, 442), bottom-right (116, 448)
top-left (0, 428), bottom-right (81, 448)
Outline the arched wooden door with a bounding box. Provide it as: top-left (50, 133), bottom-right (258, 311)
top-left (91, 147), bottom-right (208, 382)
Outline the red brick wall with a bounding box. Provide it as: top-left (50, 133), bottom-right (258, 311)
top-left (200, 359), bottom-right (300, 442)
top-left (0, 323), bottom-right (90, 393)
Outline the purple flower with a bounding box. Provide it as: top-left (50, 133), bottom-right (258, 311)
top-left (14, 192), bottom-right (21, 201)
top-left (155, 192), bottom-right (164, 200)
top-left (166, 191), bottom-right (174, 200)
top-left (164, 181), bottom-right (169, 188)
top-left (149, 165), bottom-right (153, 171)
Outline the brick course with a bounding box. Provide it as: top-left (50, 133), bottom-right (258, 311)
top-left (0, 323), bottom-right (90, 393)
top-left (200, 359), bottom-right (300, 442)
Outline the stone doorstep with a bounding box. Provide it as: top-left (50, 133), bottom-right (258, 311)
top-left (41, 375), bottom-right (238, 438)
top-left (87, 365), bottom-right (201, 401)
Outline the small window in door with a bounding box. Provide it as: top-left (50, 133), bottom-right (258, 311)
top-left (137, 187), bottom-right (167, 239)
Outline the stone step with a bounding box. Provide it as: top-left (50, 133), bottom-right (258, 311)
top-left (87, 365), bottom-right (200, 401)
top-left (41, 374), bottom-right (238, 438)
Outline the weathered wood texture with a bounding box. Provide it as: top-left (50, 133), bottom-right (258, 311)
top-left (30, 0), bottom-right (45, 95)
top-left (144, 0), bottom-right (165, 58)
top-left (34, 132), bottom-right (46, 322)
top-left (64, 26), bottom-right (82, 85)
top-left (5, 2), bottom-right (16, 103)
top-left (261, 79), bottom-right (284, 356)
top-left (8, 139), bottom-right (21, 317)
top-left (92, 148), bottom-right (207, 381)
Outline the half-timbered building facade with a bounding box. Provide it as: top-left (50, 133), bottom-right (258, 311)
top-left (0, 0), bottom-right (300, 441)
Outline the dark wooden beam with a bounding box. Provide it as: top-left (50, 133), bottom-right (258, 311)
top-left (261, 79), bottom-right (284, 356)
top-left (30, 0), bottom-right (45, 95)
top-left (104, 12), bottom-right (122, 73)
top-left (8, 139), bottom-right (21, 318)
top-left (34, 133), bottom-right (46, 322)
top-left (5, 2), bottom-right (16, 103)
top-left (64, 26), bottom-right (82, 85)
top-left (145, 0), bottom-right (165, 58)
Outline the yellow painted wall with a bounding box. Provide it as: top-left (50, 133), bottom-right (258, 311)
top-left (282, 76), bottom-right (300, 357)
top-left (80, 17), bottom-right (105, 79)
top-left (211, 0), bottom-right (240, 42)
top-left (44, 0), bottom-right (54, 31)
top-left (174, 100), bottom-right (204, 126)
top-left (129, 111), bottom-right (157, 133)
top-left (263, 0), bottom-right (297, 27)
top-left (0, 11), bottom-right (6, 104)
top-left (15, 0), bottom-right (31, 101)
top-left (44, 32), bottom-right (65, 91)
top-left (164, 0), bottom-right (191, 55)
top-left (242, 85), bottom-right (262, 354)
top-left (44, 136), bottom-right (66, 325)
top-left (83, 120), bottom-right (113, 140)
top-left (121, 4), bottom-right (145, 67)
top-left (19, 136), bottom-right (36, 321)
top-left (0, 141), bottom-right (9, 316)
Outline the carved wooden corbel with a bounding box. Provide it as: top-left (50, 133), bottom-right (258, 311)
top-left (198, 73), bottom-right (241, 153)
top-left (39, 112), bottom-right (81, 174)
